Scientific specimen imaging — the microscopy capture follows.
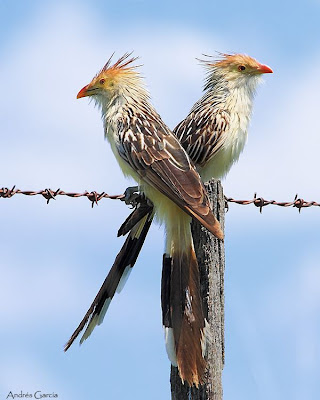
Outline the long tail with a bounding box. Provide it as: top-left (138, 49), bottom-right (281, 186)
top-left (64, 207), bottom-right (153, 351)
top-left (161, 209), bottom-right (207, 387)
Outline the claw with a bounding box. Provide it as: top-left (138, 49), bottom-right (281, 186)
top-left (223, 195), bottom-right (229, 212)
top-left (121, 186), bottom-right (140, 207)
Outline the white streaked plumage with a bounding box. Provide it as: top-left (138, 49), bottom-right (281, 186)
top-left (175, 53), bottom-right (272, 182)
top-left (71, 54), bottom-right (222, 387)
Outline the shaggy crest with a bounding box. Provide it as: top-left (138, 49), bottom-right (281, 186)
top-left (77, 52), bottom-right (149, 105)
top-left (197, 52), bottom-right (271, 92)
top-left (198, 52), bottom-right (261, 70)
top-left (95, 52), bottom-right (141, 79)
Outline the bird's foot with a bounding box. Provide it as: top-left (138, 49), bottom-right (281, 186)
top-left (121, 186), bottom-right (140, 207)
top-left (224, 195), bottom-right (229, 212)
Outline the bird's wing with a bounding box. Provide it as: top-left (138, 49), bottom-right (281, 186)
top-left (174, 106), bottom-right (230, 167)
top-left (117, 112), bottom-right (222, 238)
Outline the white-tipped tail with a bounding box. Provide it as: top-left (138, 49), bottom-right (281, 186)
top-left (161, 208), bottom-right (207, 387)
top-left (116, 265), bottom-right (132, 293)
top-left (165, 327), bottom-right (177, 366)
top-left (64, 209), bottom-right (153, 352)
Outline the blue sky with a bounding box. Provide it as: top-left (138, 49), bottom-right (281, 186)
top-left (1, 1), bottom-right (320, 399)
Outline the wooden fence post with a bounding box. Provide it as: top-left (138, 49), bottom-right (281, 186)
top-left (170, 179), bottom-right (226, 400)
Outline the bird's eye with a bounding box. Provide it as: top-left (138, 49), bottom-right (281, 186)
top-left (238, 65), bottom-right (246, 71)
top-left (99, 78), bottom-right (106, 84)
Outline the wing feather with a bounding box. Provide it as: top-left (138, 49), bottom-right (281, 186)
top-left (174, 104), bottom-right (230, 167)
top-left (117, 111), bottom-right (223, 239)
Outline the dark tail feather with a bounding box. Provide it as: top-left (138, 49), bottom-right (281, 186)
top-left (118, 195), bottom-right (154, 237)
top-left (162, 249), bottom-right (206, 387)
top-left (64, 211), bottom-right (153, 351)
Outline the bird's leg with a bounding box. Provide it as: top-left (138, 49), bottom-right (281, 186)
top-left (224, 195), bottom-right (229, 212)
top-left (121, 186), bottom-right (141, 207)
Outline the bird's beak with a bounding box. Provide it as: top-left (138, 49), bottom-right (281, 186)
top-left (77, 84), bottom-right (98, 99)
top-left (77, 84), bottom-right (90, 99)
top-left (256, 63), bottom-right (273, 74)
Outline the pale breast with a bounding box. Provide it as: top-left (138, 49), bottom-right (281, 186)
top-left (199, 84), bottom-right (254, 182)
top-left (199, 115), bottom-right (249, 182)
top-left (104, 118), bottom-right (142, 183)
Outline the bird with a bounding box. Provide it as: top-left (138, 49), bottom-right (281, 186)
top-left (65, 53), bottom-right (224, 387)
top-left (174, 53), bottom-right (273, 182)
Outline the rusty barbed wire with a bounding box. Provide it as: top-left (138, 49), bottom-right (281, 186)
top-left (0, 186), bottom-right (125, 208)
top-left (225, 193), bottom-right (320, 213)
top-left (0, 186), bottom-right (319, 212)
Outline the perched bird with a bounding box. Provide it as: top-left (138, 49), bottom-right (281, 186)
top-left (164, 53), bottom-right (272, 382)
top-left (65, 53), bottom-right (223, 386)
top-left (174, 53), bottom-right (273, 182)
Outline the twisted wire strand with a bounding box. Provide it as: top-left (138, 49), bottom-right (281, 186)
top-left (0, 186), bottom-right (124, 208)
top-left (1, 186), bottom-right (319, 212)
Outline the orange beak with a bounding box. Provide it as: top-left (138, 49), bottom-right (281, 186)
top-left (77, 84), bottom-right (97, 99)
top-left (256, 63), bottom-right (273, 74)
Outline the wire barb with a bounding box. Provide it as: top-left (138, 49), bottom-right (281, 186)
top-left (225, 193), bottom-right (320, 211)
top-left (0, 187), bottom-right (125, 205)
top-left (0, 187), bottom-right (319, 211)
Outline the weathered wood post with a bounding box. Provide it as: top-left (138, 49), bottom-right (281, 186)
top-left (170, 179), bottom-right (225, 400)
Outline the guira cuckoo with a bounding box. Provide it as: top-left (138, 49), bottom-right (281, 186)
top-left (65, 53), bottom-right (223, 386)
top-left (65, 53), bottom-right (272, 386)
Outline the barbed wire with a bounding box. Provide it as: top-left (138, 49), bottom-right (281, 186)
top-left (225, 193), bottom-right (320, 213)
top-left (0, 186), bottom-right (319, 212)
top-left (0, 186), bottom-right (124, 207)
